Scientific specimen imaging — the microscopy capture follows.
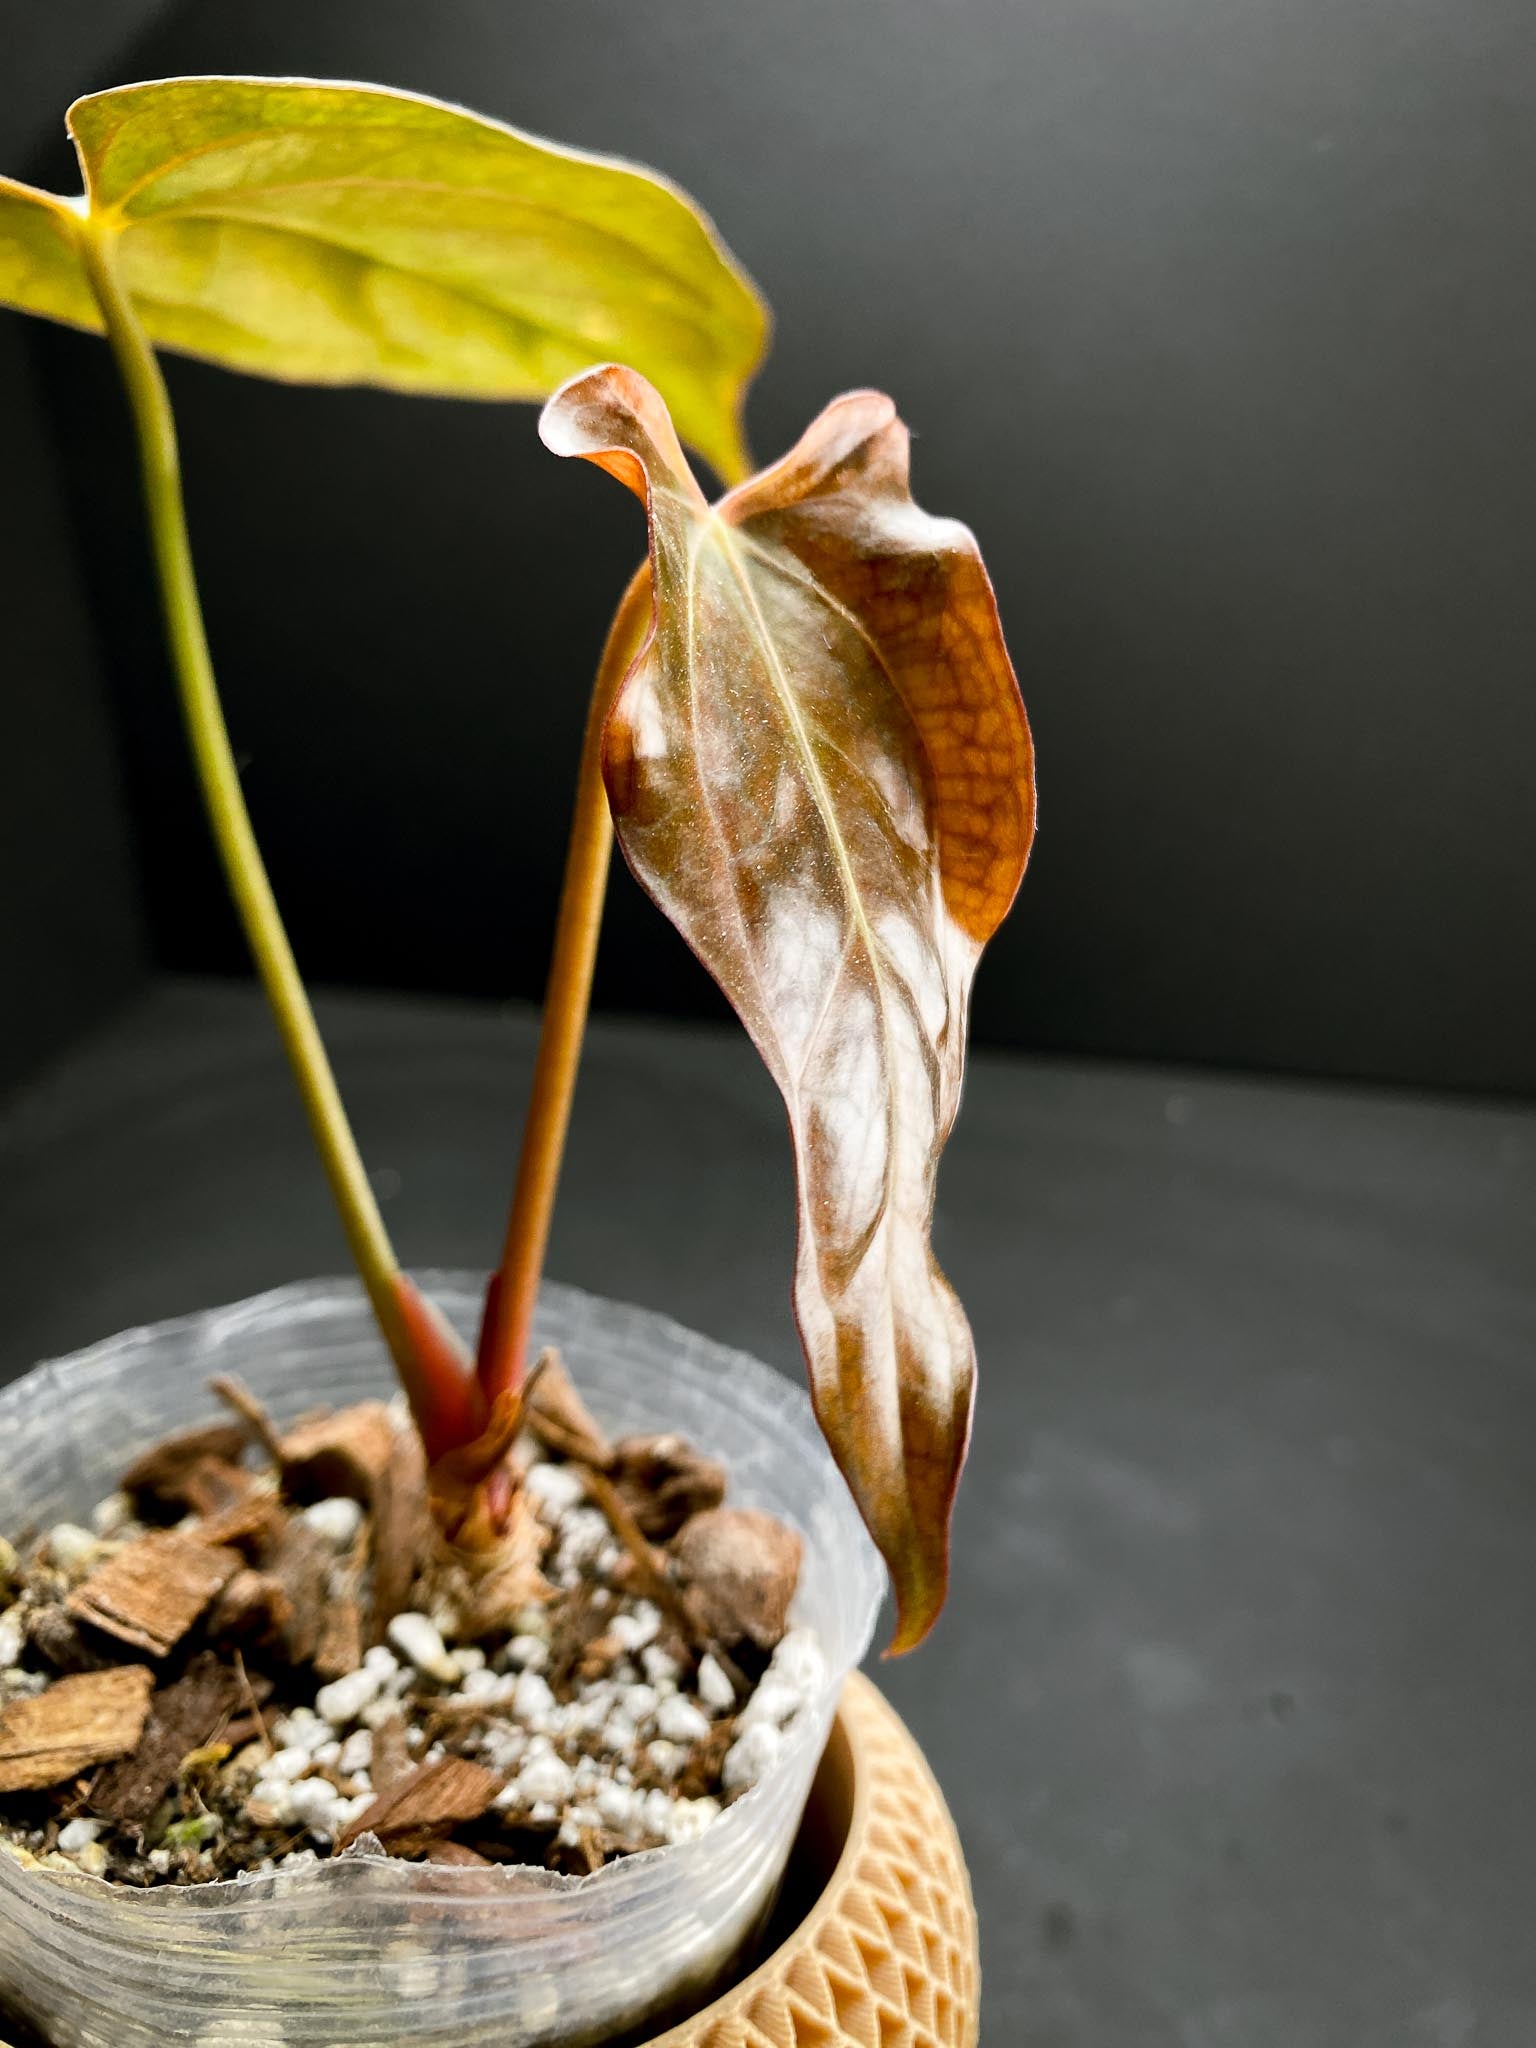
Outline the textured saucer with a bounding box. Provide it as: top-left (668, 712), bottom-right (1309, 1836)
top-left (642, 1673), bottom-right (980, 2048)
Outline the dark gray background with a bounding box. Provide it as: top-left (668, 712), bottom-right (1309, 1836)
top-left (4, 0), bottom-right (1534, 1099)
top-left (0, 0), bottom-right (166, 1088)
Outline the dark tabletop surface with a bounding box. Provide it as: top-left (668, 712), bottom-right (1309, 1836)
top-left (1, 979), bottom-right (1533, 2047)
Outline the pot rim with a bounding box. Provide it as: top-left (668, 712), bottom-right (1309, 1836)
top-left (2, 1272), bottom-right (884, 1907)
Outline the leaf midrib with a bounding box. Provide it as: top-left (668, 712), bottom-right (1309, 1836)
top-left (711, 521), bottom-right (904, 1260)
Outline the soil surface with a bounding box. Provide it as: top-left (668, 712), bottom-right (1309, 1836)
top-left (0, 1352), bottom-right (820, 1884)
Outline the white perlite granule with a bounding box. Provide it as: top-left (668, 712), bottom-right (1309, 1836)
top-left (0, 1462), bottom-right (823, 1879)
top-left (242, 1493), bottom-right (826, 1862)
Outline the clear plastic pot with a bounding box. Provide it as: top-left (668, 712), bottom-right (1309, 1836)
top-left (0, 1275), bottom-right (883, 2048)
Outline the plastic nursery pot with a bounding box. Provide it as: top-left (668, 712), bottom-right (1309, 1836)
top-left (0, 1275), bottom-right (884, 2048)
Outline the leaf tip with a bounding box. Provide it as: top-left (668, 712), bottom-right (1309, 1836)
top-left (539, 363), bottom-right (705, 512)
top-left (878, 1527), bottom-right (953, 1657)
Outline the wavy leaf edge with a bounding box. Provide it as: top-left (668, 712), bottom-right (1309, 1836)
top-left (540, 364), bottom-right (1035, 1650)
top-left (0, 75), bottom-right (767, 477)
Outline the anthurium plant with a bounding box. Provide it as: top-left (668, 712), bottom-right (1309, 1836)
top-left (1, 77), bottom-right (1033, 1653)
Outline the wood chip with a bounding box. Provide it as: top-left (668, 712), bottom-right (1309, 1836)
top-left (209, 1374), bottom-right (286, 1463)
top-left (279, 1402), bottom-right (398, 1505)
top-left (336, 1755), bottom-right (503, 1852)
top-left (670, 1507), bottom-right (803, 1651)
top-left (546, 1581), bottom-right (605, 1695)
top-left (24, 1605), bottom-right (110, 1675)
top-left (370, 1421), bottom-right (427, 1637)
top-left (90, 1651), bottom-right (242, 1826)
top-left (313, 1595), bottom-right (363, 1682)
top-left (576, 1629), bottom-right (626, 1683)
top-left (206, 1568), bottom-right (294, 1652)
top-left (369, 1713), bottom-right (413, 1797)
top-left (66, 1532), bottom-right (243, 1657)
top-left (121, 1422), bottom-right (250, 1509)
top-left (610, 1433), bottom-right (727, 1541)
top-left (179, 1456), bottom-right (255, 1521)
top-left (526, 1349), bottom-right (612, 1466)
top-left (193, 1491), bottom-right (284, 1552)
top-left (253, 1397), bottom-right (425, 1641)
top-left (263, 1517), bottom-right (330, 1665)
top-left (0, 1665), bottom-right (154, 1792)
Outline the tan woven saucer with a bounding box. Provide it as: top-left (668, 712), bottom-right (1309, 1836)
top-left (640, 1673), bottom-right (979, 2048)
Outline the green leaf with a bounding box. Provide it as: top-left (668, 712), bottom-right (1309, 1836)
top-left (0, 78), bottom-right (766, 478)
top-left (542, 366), bottom-right (1036, 1651)
top-left (0, 179), bottom-right (95, 330)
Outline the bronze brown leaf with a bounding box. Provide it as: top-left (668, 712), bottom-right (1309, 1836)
top-left (541, 367), bottom-right (1034, 1649)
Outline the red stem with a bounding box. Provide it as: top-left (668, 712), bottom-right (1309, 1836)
top-left (478, 569), bottom-right (652, 1402)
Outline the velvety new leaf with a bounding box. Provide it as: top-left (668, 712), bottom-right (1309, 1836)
top-left (541, 366), bottom-right (1035, 1649)
top-left (0, 78), bottom-right (765, 478)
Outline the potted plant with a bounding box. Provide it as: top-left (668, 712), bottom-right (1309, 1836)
top-left (0, 76), bottom-right (1033, 2048)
